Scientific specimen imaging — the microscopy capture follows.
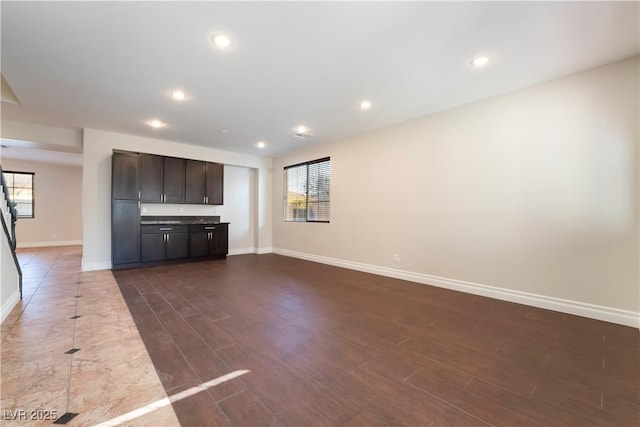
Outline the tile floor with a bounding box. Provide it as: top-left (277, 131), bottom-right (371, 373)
top-left (1, 246), bottom-right (180, 426)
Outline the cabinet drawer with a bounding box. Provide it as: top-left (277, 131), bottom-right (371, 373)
top-left (189, 224), bottom-right (227, 233)
top-left (141, 225), bottom-right (188, 234)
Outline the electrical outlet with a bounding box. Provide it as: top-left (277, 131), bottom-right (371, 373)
top-left (393, 253), bottom-right (400, 263)
top-left (142, 207), bottom-right (147, 213)
top-left (179, 207), bottom-right (185, 213)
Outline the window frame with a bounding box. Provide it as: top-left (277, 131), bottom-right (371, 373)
top-left (3, 170), bottom-right (35, 219)
top-left (283, 157), bottom-right (330, 223)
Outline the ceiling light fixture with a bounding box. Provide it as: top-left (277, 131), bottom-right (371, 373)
top-left (171, 90), bottom-right (188, 101)
top-left (147, 119), bottom-right (166, 129)
top-left (293, 125), bottom-right (313, 139)
top-left (471, 55), bottom-right (490, 67)
top-left (360, 100), bottom-right (372, 110)
top-left (212, 33), bottom-right (233, 49)
top-left (256, 141), bottom-right (266, 149)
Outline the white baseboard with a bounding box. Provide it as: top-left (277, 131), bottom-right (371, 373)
top-left (228, 248), bottom-right (256, 256)
top-left (256, 247), bottom-right (273, 254)
top-left (17, 240), bottom-right (82, 248)
top-left (274, 248), bottom-right (640, 329)
top-left (81, 261), bottom-right (112, 272)
top-left (1, 289), bottom-right (20, 324)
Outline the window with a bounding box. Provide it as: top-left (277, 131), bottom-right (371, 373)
top-left (284, 157), bottom-right (330, 222)
top-left (2, 171), bottom-right (34, 218)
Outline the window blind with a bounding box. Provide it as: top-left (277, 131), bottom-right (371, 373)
top-left (284, 157), bottom-right (330, 222)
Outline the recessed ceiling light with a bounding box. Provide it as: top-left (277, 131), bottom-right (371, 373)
top-left (171, 90), bottom-right (188, 101)
top-left (256, 141), bottom-right (266, 149)
top-left (147, 119), bottom-right (166, 129)
top-left (212, 33), bottom-right (233, 49)
top-left (471, 56), bottom-right (490, 67)
top-left (360, 100), bottom-right (372, 110)
top-left (296, 126), bottom-right (308, 134)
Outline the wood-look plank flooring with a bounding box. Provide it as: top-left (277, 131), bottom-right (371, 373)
top-left (113, 254), bottom-right (640, 427)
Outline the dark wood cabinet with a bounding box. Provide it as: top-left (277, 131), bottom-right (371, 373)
top-left (112, 149), bottom-right (227, 269)
top-left (112, 152), bottom-right (141, 267)
top-left (211, 223), bottom-right (228, 255)
top-left (185, 160), bottom-right (223, 205)
top-left (140, 154), bottom-right (185, 203)
top-left (112, 200), bottom-right (140, 265)
top-left (141, 225), bottom-right (188, 262)
top-left (163, 157), bottom-right (185, 204)
top-left (112, 151), bottom-right (139, 200)
top-left (166, 232), bottom-right (189, 259)
top-left (140, 154), bottom-right (163, 202)
top-left (205, 162), bottom-right (224, 205)
top-left (189, 224), bottom-right (228, 257)
top-left (141, 233), bottom-right (164, 262)
top-left (185, 160), bottom-right (206, 204)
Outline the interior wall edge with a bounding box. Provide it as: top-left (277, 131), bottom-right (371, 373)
top-left (0, 289), bottom-right (20, 324)
top-left (81, 261), bottom-right (112, 272)
top-left (16, 240), bottom-right (82, 249)
top-left (273, 248), bottom-right (640, 329)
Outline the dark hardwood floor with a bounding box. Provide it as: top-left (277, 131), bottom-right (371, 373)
top-left (113, 254), bottom-right (639, 427)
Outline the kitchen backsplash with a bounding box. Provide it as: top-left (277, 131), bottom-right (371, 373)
top-left (140, 203), bottom-right (222, 217)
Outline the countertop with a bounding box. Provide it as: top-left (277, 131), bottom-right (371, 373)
top-left (140, 215), bottom-right (229, 225)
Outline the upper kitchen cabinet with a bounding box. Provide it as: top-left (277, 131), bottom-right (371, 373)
top-left (164, 157), bottom-right (186, 203)
top-left (205, 162), bottom-right (224, 205)
top-left (140, 154), bottom-right (185, 203)
top-left (185, 160), bottom-right (223, 205)
top-left (112, 151), bottom-right (139, 200)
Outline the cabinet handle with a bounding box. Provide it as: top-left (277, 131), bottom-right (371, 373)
top-left (160, 227), bottom-right (172, 231)
top-left (138, 190), bottom-right (141, 200)
top-left (205, 196), bottom-right (208, 204)
top-left (166, 234), bottom-right (170, 241)
top-left (205, 226), bottom-right (216, 230)
top-left (163, 234), bottom-right (166, 243)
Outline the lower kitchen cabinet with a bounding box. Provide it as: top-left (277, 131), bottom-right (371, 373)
top-left (189, 224), bottom-right (228, 258)
top-left (141, 225), bottom-right (189, 262)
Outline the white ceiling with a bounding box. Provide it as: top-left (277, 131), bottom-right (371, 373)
top-left (1, 143), bottom-right (83, 167)
top-left (1, 2), bottom-right (638, 158)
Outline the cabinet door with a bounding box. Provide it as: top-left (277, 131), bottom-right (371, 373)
top-left (112, 200), bottom-right (140, 265)
top-left (112, 152), bottom-right (139, 200)
top-left (205, 162), bottom-right (224, 205)
top-left (140, 154), bottom-right (163, 202)
top-left (141, 233), bottom-right (165, 262)
top-left (163, 157), bottom-right (185, 204)
top-left (211, 225), bottom-right (228, 255)
top-left (166, 233), bottom-right (189, 260)
top-left (190, 232), bottom-right (210, 257)
top-left (185, 160), bottom-right (206, 204)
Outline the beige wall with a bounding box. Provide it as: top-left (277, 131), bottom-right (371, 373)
top-left (272, 57), bottom-right (639, 324)
top-left (82, 129), bottom-right (272, 271)
top-left (1, 158), bottom-right (82, 247)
